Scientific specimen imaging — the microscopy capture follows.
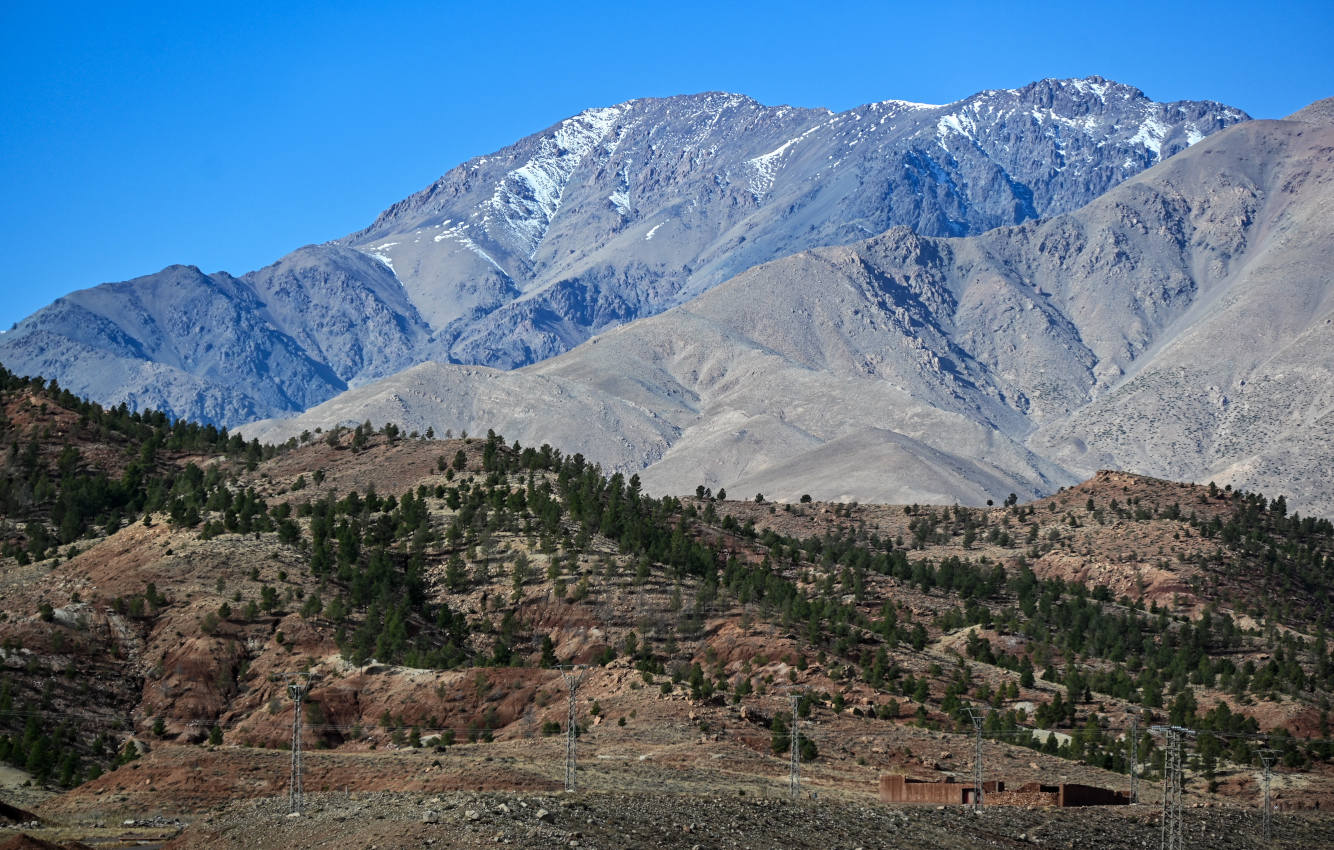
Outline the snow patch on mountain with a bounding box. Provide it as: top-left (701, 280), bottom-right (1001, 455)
top-left (745, 139), bottom-right (797, 198)
top-left (1067, 77), bottom-right (1113, 101)
top-left (1129, 115), bottom-right (1170, 160)
top-left (483, 105), bottom-right (623, 258)
top-left (432, 222), bottom-right (506, 275)
top-left (365, 243), bottom-right (398, 273)
top-left (873, 98), bottom-right (942, 111)
top-left (937, 111), bottom-right (978, 147)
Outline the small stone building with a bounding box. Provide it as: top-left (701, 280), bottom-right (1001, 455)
top-left (878, 775), bottom-right (1129, 807)
top-left (877, 774), bottom-right (1001, 805)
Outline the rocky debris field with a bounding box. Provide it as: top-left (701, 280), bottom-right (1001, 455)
top-left (159, 789), bottom-right (1334, 850)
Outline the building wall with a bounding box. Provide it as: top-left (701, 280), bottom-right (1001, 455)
top-left (877, 775), bottom-right (1001, 805)
top-left (878, 775), bottom-right (1127, 808)
top-left (879, 774), bottom-right (967, 804)
top-left (1057, 783), bottom-right (1131, 807)
top-left (989, 789), bottom-right (1059, 807)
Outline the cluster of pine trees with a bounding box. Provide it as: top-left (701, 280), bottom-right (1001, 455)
top-left (0, 367), bottom-right (276, 561)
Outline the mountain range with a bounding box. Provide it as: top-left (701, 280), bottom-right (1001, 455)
top-left (0, 77), bottom-right (1246, 425)
top-left (6, 77), bottom-right (1333, 515)
top-left (241, 98), bottom-right (1334, 516)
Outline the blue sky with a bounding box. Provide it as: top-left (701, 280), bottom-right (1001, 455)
top-left (2, 0), bottom-right (1332, 330)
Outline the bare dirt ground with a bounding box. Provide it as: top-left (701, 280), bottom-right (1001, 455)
top-left (23, 714), bottom-right (1334, 849)
top-left (0, 766), bottom-right (49, 813)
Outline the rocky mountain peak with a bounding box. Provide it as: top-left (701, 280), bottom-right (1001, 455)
top-left (0, 78), bottom-right (1253, 428)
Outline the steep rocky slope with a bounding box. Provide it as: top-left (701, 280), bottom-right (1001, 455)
top-left (0, 79), bottom-right (1245, 426)
top-left (243, 100), bottom-right (1334, 515)
top-left (350, 78), bottom-right (1243, 369)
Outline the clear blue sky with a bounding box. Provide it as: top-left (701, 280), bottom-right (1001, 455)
top-left (2, 0), bottom-right (1331, 330)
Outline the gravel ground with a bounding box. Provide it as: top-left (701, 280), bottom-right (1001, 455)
top-left (159, 789), bottom-right (1334, 850)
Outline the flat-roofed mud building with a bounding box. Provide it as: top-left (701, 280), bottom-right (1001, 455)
top-left (878, 775), bottom-right (1130, 807)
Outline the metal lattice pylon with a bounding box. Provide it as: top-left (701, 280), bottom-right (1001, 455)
top-left (286, 676), bottom-right (311, 815)
top-left (789, 692), bottom-right (801, 800)
top-left (1151, 725), bottom-right (1191, 850)
top-left (1259, 748), bottom-right (1276, 842)
top-left (558, 666), bottom-right (586, 792)
top-left (1129, 716), bottom-right (1139, 804)
top-left (965, 707), bottom-right (985, 811)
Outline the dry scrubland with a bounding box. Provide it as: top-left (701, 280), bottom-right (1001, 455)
top-left (1, 414), bottom-right (1334, 847)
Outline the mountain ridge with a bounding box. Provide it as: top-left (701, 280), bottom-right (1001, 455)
top-left (240, 108), bottom-right (1334, 516)
top-left (0, 77), bottom-right (1248, 426)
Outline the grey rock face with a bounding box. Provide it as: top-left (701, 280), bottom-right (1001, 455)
top-left (0, 78), bottom-right (1245, 426)
top-left (357, 78), bottom-right (1246, 368)
top-left (241, 108), bottom-right (1334, 517)
top-left (0, 247), bottom-right (429, 425)
top-left (241, 245), bottom-right (432, 386)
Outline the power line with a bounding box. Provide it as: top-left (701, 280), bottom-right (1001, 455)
top-left (8, 699), bottom-right (1329, 753)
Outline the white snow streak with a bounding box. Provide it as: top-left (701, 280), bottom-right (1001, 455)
top-left (484, 106), bottom-right (622, 259)
top-left (936, 111), bottom-right (978, 149)
top-left (746, 140), bottom-right (797, 198)
top-left (644, 222), bottom-right (665, 241)
top-left (744, 125), bottom-right (820, 199)
top-left (1129, 114), bottom-right (1169, 160)
top-left (1067, 78), bottom-right (1112, 102)
top-left (432, 221), bottom-right (506, 275)
top-left (874, 98), bottom-right (942, 110)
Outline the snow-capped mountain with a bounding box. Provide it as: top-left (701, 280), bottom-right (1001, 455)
top-left (351, 77), bottom-right (1245, 368)
top-left (0, 77), bottom-right (1248, 426)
